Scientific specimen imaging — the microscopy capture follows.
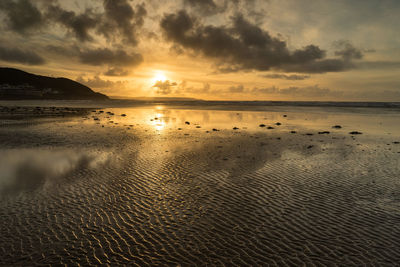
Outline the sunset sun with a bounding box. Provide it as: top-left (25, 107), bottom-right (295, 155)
top-left (152, 71), bottom-right (167, 84)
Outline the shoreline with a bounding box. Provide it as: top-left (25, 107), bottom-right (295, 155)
top-left (0, 105), bottom-right (94, 119)
top-left (1, 99), bottom-right (400, 109)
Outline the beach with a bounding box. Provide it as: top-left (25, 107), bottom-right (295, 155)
top-left (1, 102), bottom-right (400, 265)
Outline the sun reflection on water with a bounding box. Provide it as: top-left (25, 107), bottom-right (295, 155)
top-left (150, 112), bottom-right (166, 131)
top-left (154, 121), bottom-right (166, 131)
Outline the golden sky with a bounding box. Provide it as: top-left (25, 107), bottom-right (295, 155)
top-left (1, 0), bottom-right (400, 101)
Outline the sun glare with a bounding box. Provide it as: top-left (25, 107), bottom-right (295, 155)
top-left (152, 71), bottom-right (167, 84)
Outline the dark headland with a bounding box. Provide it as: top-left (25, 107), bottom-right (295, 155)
top-left (0, 68), bottom-right (108, 100)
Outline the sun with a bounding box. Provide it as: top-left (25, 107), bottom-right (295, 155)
top-left (152, 71), bottom-right (167, 84)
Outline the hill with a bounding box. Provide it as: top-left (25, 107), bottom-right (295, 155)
top-left (0, 68), bottom-right (108, 100)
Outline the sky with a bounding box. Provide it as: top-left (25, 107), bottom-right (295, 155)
top-left (0, 0), bottom-right (400, 101)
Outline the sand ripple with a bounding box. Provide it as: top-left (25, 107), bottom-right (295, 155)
top-left (1, 113), bottom-right (400, 265)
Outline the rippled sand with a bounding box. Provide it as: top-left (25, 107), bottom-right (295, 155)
top-left (1, 105), bottom-right (400, 265)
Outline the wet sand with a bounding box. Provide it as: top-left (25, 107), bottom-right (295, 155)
top-left (1, 104), bottom-right (400, 265)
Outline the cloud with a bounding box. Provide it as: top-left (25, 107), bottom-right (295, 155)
top-left (183, 0), bottom-right (226, 15)
top-left (263, 73), bottom-right (311, 80)
top-left (203, 82), bottom-right (211, 91)
top-left (45, 4), bottom-right (98, 42)
top-left (46, 45), bottom-right (144, 70)
top-left (153, 80), bottom-right (177, 95)
top-left (220, 84), bottom-right (343, 99)
top-left (251, 85), bottom-right (343, 98)
top-left (0, 0), bottom-right (43, 33)
top-left (333, 40), bottom-right (363, 60)
top-left (103, 67), bottom-right (130, 76)
top-left (97, 0), bottom-right (147, 45)
top-left (175, 81), bottom-right (211, 94)
top-left (228, 84), bottom-right (245, 93)
top-left (44, 0), bottom-right (147, 44)
top-left (76, 75), bottom-right (127, 89)
top-left (45, 44), bottom-right (78, 57)
top-left (0, 45), bottom-right (45, 65)
top-left (356, 61), bottom-right (400, 70)
top-left (79, 48), bottom-right (143, 67)
top-left (184, 0), bottom-right (267, 18)
top-left (281, 59), bottom-right (355, 73)
top-left (160, 10), bottom-right (360, 74)
top-left (1, 0), bottom-right (147, 46)
top-left (363, 48), bottom-right (376, 53)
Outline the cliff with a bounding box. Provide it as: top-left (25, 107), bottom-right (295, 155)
top-left (0, 68), bottom-right (108, 100)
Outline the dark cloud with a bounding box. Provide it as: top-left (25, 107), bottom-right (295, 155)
top-left (1, 0), bottom-right (147, 46)
top-left (45, 4), bottom-right (98, 42)
top-left (0, 0), bottom-right (43, 33)
top-left (291, 45), bottom-right (326, 63)
top-left (263, 73), bottom-right (311, 80)
top-left (183, 0), bottom-right (226, 15)
top-left (43, 0), bottom-right (147, 44)
top-left (76, 75), bottom-right (127, 89)
top-left (184, 0), bottom-right (216, 9)
top-left (333, 40), bottom-right (363, 60)
top-left (79, 48), bottom-right (143, 67)
top-left (98, 0), bottom-right (147, 45)
top-left (160, 10), bottom-right (359, 74)
top-left (183, 0), bottom-right (266, 18)
top-left (0, 45), bottom-right (45, 65)
top-left (103, 67), bottom-right (130, 76)
top-left (153, 80), bottom-right (177, 95)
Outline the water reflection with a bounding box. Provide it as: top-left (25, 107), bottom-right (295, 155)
top-left (154, 120), bottom-right (166, 131)
top-left (89, 106), bottom-right (400, 137)
top-left (150, 112), bottom-right (166, 131)
top-left (0, 149), bottom-right (110, 196)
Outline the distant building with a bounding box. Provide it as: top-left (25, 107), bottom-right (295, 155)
top-left (0, 83), bottom-right (43, 97)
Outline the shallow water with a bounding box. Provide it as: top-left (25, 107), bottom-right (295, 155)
top-left (1, 105), bottom-right (400, 265)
